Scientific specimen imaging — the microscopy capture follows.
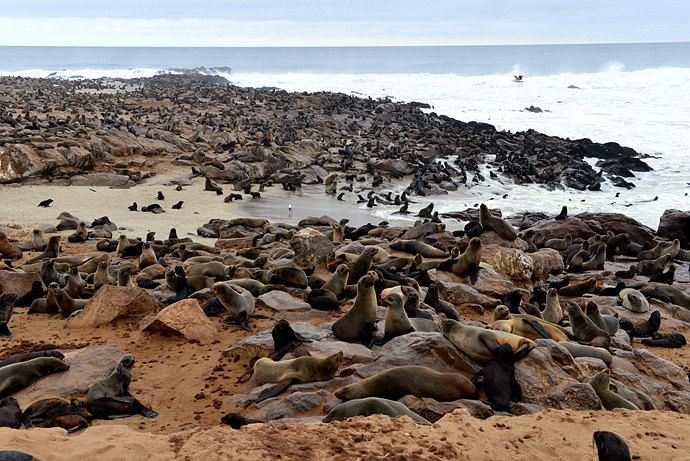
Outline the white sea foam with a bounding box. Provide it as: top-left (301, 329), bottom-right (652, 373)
top-left (1, 65), bottom-right (688, 227)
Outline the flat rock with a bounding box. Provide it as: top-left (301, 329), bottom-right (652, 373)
top-left (257, 291), bottom-right (310, 312)
top-left (141, 299), bottom-right (217, 341)
top-left (68, 285), bottom-right (161, 328)
top-left (13, 344), bottom-right (125, 407)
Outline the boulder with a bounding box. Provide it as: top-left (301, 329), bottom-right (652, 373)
top-left (577, 212), bottom-right (655, 244)
top-left (430, 271), bottom-right (500, 308)
top-left (68, 285), bottom-right (161, 328)
top-left (196, 226), bottom-right (219, 239)
top-left (69, 173), bottom-right (130, 188)
top-left (55, 212), bottom-right (82, 231)
top-left (481, 245), bottom-right (533, 282)
top-left (141, 299), bottom-right (217, 341)
top-left (215, 237), bottom-right (254, 250)
top-left (0, 270), bottom-right (43, 296)
top-left (526, 217), bottom-right (596, 241)
top-left (257, 291), bottom-right (310, 313)
top-left (529, 249), bottom-right (565, 280)
top-left (429, 269), bottom-right (515, 300)
top-left (515, 340), bottom-right (602, 410)
top-left (13, 344), bottom-right (125, 407)
top-left (260, 390), bottom-right (332, 422)
top-left (290, 228), bottom-right (333, 268)
top-left (478, 231), bottom-right (528, 250)
top-left (657, 209), bottom-right (690, 249)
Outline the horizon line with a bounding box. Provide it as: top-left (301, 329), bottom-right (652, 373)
top-left (1, 40), bottom-right (688, 49)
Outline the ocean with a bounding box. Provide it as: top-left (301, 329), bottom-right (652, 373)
top-left (1, 43), bottom-right (689, 227)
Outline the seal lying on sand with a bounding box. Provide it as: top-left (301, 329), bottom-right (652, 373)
top-left (323, 397), bottom-right (430, 425)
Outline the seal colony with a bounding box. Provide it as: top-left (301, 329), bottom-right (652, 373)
top-left (0, 75), bottom-right (688, 459)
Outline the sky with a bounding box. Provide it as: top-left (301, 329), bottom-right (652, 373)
top-left (0, 0), bottom-right (688, 47)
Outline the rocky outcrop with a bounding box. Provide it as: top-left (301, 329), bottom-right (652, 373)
top-left (68, 285), bottom-right (161, 328)
top-left (141, 299), bottom-right (217, 341)
top-left (290, 228), bottom-right (332, 268)
top-left (481, 245), bottom-right (534, 282)
top-left (657, 209), bottom-right (690, 249)
top-left (0, 270), bottom-right (42, 296)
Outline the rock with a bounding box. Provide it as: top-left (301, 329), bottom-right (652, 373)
top-left (657, 209), bottom-right (690, 249)
top-left (13, 344), bottom-right (125, 407)
top-left (515, 340), bottom-right (602, 410)
top-left (398, 396), bottom-right (474, 422)
top-left (141, 299), bottom-right (217, 341)
top-left (290, 228), bottom-right (333, 268)
top-left (69, 173), bottom-right (130, 187)
top-left (529, 249), bottom-right (565, 280)
top-left (261, 390), bottom-right (332, 422)
top-left (610, 329), bottom-right (633, 351)
top-left (360, 332), bottom-right (482, 378)
top-left (222, 322), bottom-right (373, 366)
top-left (430, 271), bottom-right (500, 308)
top-left (429, 269), bottom-right (515, 300)
top-left (298, 216), bottom-right (336, 227)
top-left (257, 291), bottom-right (310, 312)
top-left (68, 285), bottom-right (161, 328)
top-left (577, 212), bottom-right (655, 245)
top-left (189, 288), bottom-right (215, 305)
top-left (215, 237), bottom-right (254, 250)
top-left (55, 212), bottom-right (81, 231)
top-left (0, 270), bottom-right (43, 296)
top-left (526, 217), bottom-right (596, 241)
top-left (610, 348), bottom-right (690, 412)
top-left (481, 245), bottom-right (534, 282)
top-left (478, 231), bottom-right (528, 250)
top-left (196, 226), bottom-right (218, 239)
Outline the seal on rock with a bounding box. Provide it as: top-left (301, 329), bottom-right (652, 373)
top-left (590, 369), bottom-right (639, 410)
top-left (322, 397), bottom-right (430, 425)
top-left (479, 204), bottom-right (517, 240)
top-left (482, 343), bottom-right (522, 411)
top-left (0, 357), bottom-right (69, 397)
top-left (440, 319), bottom-right (535, 362)
top-left (212, 282), bottom-right (255, 330)
top-left (332, 272), bottom-right (378, 345)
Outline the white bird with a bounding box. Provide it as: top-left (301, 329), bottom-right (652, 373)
top-left (288, 204), bottom-right (293, 213)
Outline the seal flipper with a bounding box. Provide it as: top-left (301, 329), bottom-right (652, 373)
top-left (522, 318), bottom-right (553, 340)
top-left (251, 378), bottom-right (296, 406)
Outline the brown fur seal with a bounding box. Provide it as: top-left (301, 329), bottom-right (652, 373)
top-left (593, 431), bottom-right (632, 461)
top-left (323, 397), bottom-right (430, 425)
top-left (212, 282), bottom-right (255, 330)
top-left (559, 342), bottom-right (613, 366)
top-left (640, 282), bottom-right (690, 309)
top-left (347, 247), bottom-right (378, 285)
top-left (64, 267), bottom-right (86, 298)
top-left (401, 222), bottom-right (445, 240)
top-left (332, 272), bottom-right (378, 344)
top-left (581, 244), bottom-right (606, 271)
top-left (321, 264), bottom-right (349, 299)
top-left (491, 318), bottom-right (569, 342)
top-left (224, 278), bottom-right (277, 297)
top-left (543, 288), bottom-right (564, 323)
top-left (22, 398), bottom-right (92, 428)
top-left (67, 222), bottom-right (88, 243)
top-left (389, 240), bottom-right (448, 258)
top-left (139, 242), bottom-right (157, 269)
top-left (335, 365), bottom-right (476, 402)
top-left (331, 223), bottom-right (344, 242)
top-left (266, 267), bottom-right (308, 288)
top-left (558, 277), bottom-right (596, 297)
top-left (636, 254), bottom-right (672, 276)
top-left (590, 369), bottom-right (639, 410)
top-left (0, 232), bottom-right (23, 261)
top-left (185, 261), bottom-right (232, 277)
top-left (583, 301), bottom-right (619, 335)
top-left (0, 350), bottom-right (64, 369)
top-left (440, 319), bottom-right (535, 362)
top-left (0, 397), bottom-right (24, 429)
top-left (253, 352), bottom-right (343, 386)
top-left (87, 355), bottom-right (134, 401)
top-left (544, 234), bottom-right (572, 251)
top-left (479, 204), bottom-right (517, 240)
top-left (77, 253), bottom-right (109, 274)
top-left (26, 235), bottom-right (60, 263)
top-left (383, 292), bottom-right (414, 340)
top-left (117, 265), bottom-right (134, 287)
top-left (0, 293), bottom-right (16, 337)
top-left (564, 301), bottom-right (610, 348)
top-left (451, 237), bottom-right (482, 276)
top-left (0, 357), bottom-right (69, 397)
top-left (32, 229), bottom-right (47, 251)
top-left (619, 288), bottom-right (649, 313)
top-left (165, 268), bottom-right (214, 293)
top-left (94, 261), bottom-right (113, 289)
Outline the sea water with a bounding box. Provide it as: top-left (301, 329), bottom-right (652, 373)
top-left (1, 43), bottom-right (688, 227)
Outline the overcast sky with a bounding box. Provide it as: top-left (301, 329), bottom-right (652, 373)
top-left (0, 0), bottom-right (688, 46)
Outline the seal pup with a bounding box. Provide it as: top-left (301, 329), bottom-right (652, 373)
top-left (648, 264), bottom-right (675, 284)
top-left (271, 320), bottom-right (312, 360)
top-left (558, 277), bottom-right (596, 297)
top-left (593, 431), bottom-right (632, 461)
top-left (542, 288), bottom-right (563, 324)
top-left (449, 237), bottom-right (482, 276)
top-left (0, 397), bottom-right (23, 429)
top-left (221, 412), bottom-right (263, 429)
top-left (204, 176), bottom-right (223, 194)
top-left (0, 293), bottom-right (17, 337)
top-left (212, 282), bottom-right (255, 330)
top-left (479, 204), bottom-right (517, 240)
top-left (334, 365), bottom-right (476, 402)
top-left (67, 222), bottom-right (88, 243)
top-left (590, 369), bottom-right (639, 410)
top-left (0, 358), bottom-right (69, 397)
top-left (138, 242), bottom-right (157, 269)
top-left (615, 265), bottom-right (636, 279)
top-left (171, 201), bottom-right (183, 209)
top-left (32, 229), bottom-right (46, 251)
top-left (440, 319), bottom-right (535, 362)
top-left (37, 199), bottom-right (54, 207)
top-left (323, 397), bottom-right (430, 425)
top-left (332, 272), bottom-right (378, 345)
top-left (346, 247), bottom-right (378, 285)
top-left (641, 332), bottom-right (687, 348)
top-left (482, 343), bottom-right (522, 411)
top-left (128, 202), bottom-right (138, 211)
top-left (0, 232), bottom-right (22, 261)
top-left (22, 398), bottom-right (92, 428)
top-left (423, 282), bottom-right (459, 320)
top-left (320, 264), bottom-right (349, 299)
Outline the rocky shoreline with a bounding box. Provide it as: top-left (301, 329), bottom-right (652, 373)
top-left (1, 74), bottom-right (652, 195)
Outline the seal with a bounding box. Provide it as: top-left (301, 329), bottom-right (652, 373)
top-left (491, 318), bottom-right (569, 342)
top-left (0, 357), bottom-right (69, 397)
top-left (440, 319), bottom-right (535, 362)
top-left (542, 288), bottom-right (564, 324)
top-left (389, 240), bottom-right (448, 258)
top-left (67, 222), bottom-right (88, 243)
top-left (139, 242), bottom-right (157, 269)
top-left (648, 264), bottom-right (675, 284)
top-left (185, 261), bottom-right (232, 277)
top-left (32, 229), bottom-right (46, 251)
top-left (564, 301), bottom-right (610, 348)
top-left (583, 301), bottom-right (619, 335)
top-left (619, 310), bottom-right (660, 340)
top-left (423, 282), bottom-right (459, 320)
top-left (590, 369), bottom-right (639, 410)
top-left (482, 343), bottom-right (522, 411)
top-left (323, 397), bottom-right (430, 425)
top-left (332, 272), bottom-right (378, 345)
top-left (266, 266), bottom-right (308, 288)
top-left (331, 223), bottom-right (344, 243)
top-left (334, 365), bottom-right (476, 402)
top-left (581, 244), bottom-right (606, 271)
top-left (544, 234), bottom-right (572, 251)
top-left (254, 351), bottom-right (343, 386)
top-left (0, 350), bottom-right (64, 369)
top-left (346, 247), bottom-right (379, 285)
top-left (593, 431), bottom-right (632, 461)
top-left (223, 278), bottom-right (277, 297)
top-left (0, 293), bottom-right (17, 337)
top-left (558, 277), bottom-right (596, 297)
top-left (320, 264), bottom-right (349, 299)
top-left (636, 254), bottom-right (672, 276)
top-left (82, 396), bottom-right (158, 419)
top-left (212, 282), bottom-right (255, 330)
top-left (401, 222), bottom-right (445, 240)
top-left (86, 355), bottom-right (134, 401)
top-left (22, 398), bottom-right (92, 428)
top-left (450, 237), bottom-right (482, 276)
top-left (220, 412), bottom-right (263, 429)
top-left (0, 397), bottom-right (23, 429)
top-left (641, 332), bottom-right (687, 348)
top-left (619, 288), bottom-right (649, 313)
top-left (271, 319), bottom-right (312, 360)
top-left (26, 235), bottom-right (60, 263)
top-left (559, 342), bottom-right (613, 366)
top-left (479, 204), bottom-right (517, 240)
top-left (641, 282), bottom-right (690, 309)
top-left (0, 232), bottom-right (22, 261)
top-left (383, 292), bottom-right (414, 340)
top-left (94, 261), bottom-right (113, 289)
